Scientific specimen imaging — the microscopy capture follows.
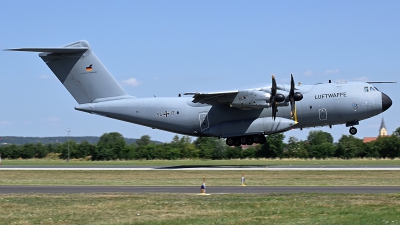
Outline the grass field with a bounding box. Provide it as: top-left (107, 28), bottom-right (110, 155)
top-left (1, 193), bottom-right (399, 225)
top-left (2, 158), bottom-right (400, 166)
top-left (1, 159), bottom-right (400, 224)
top-left (1, 170), bottom-right (400, 186)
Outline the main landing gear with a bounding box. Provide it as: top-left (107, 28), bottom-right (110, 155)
top-left (226, 135), bottom-right (266, 146)
top-left (349, 127), bottom-right (357, 135)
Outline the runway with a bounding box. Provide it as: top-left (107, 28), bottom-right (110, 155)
top-left (1, 166), bottom-right (399, 194)
top-left (0, 185), bottom-right (399, 194)
top-left (1, 165), bottom-right (400, 170)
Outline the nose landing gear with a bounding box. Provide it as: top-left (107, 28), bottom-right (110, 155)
top-left (346, 121), bottom-right (359, 136)
top-left (349, 127), bottom-right (357, 135)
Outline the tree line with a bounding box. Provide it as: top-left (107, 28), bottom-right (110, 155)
top-left (1, 128), bottom-right (400, 160)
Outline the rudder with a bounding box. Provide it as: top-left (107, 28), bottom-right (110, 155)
top-left (39, 40), bottom-right (128, 104)
top-left (10, 40), bottom-right (129, 104)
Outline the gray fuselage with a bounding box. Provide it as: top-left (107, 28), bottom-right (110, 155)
top-left (75, 81), bottom-right (388, 138)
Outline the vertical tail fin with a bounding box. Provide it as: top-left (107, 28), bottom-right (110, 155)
top-left (8, 40), bottom-right (129, 104)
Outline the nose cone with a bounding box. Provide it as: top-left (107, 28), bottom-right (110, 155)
top-left (382, 92), bottom-right (392, 112)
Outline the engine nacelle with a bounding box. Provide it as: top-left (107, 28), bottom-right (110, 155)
top-left (230, 90), bottom-right (271, 109)
top-left (275, 94), bottom-right (286, 102)
top-left (294, 92), bottom-right (303, 101)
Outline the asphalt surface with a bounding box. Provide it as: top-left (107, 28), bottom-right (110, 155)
top-left (1, 166), bottom-right (399, 194)
top-left (0, 186), bottom-right (399, 194)
top-left (1, 165), bottom-right (400, 170)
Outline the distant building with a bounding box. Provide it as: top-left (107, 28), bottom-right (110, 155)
top-left (379, 117), bottom-right (388, 136)
top-left (363, 118), bottom-right (388, 143)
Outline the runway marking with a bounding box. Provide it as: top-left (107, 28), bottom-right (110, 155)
top-left (1, 167), bottom-right (400, 171)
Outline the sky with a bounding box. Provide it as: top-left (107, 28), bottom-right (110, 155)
top-left (1, 1), bottom-right (399, 143)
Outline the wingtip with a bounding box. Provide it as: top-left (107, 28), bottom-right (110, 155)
top-left (4, 48), bottom-right (18, 51)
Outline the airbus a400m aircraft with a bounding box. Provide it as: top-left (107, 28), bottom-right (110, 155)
top-left (8, 40), bottom-right (394, 146)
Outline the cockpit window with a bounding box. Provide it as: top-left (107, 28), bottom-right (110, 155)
top-left (364, 87), bottom-right (369, 92)
top-left (370, 87), bottom-right (375, 92)
top-left (375, 87), bottom-right (380, 91)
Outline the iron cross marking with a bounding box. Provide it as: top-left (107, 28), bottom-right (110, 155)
top-left (163, 111), bottom-right (170, 117)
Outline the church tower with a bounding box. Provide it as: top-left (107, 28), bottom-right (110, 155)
top-left (379, 118), bottom-right (388, 137)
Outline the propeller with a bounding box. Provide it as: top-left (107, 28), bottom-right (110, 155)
top-left (288, 74), bottom-right (303, 121)
top-left (270, 76), bottom-right (285, 120)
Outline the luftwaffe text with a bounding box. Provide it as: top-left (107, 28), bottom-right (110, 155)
top-left (315, 92), bottom-right (346, 99)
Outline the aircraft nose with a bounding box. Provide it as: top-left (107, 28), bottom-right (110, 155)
top-left (382, 92), bottom-right (392, 112)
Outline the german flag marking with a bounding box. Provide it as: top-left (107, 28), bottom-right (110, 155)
top-left (86, 64), bottom-right (93, 72)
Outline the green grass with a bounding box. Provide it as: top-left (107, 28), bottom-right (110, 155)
top-left (1, 193), bottom-right (400, 225)
top-left (3, 158), bottom-right (400, 166)
top-left (1, 170), bottom-right (400, 186)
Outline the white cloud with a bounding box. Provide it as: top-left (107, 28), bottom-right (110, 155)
top-left (334, 77), bottom-right (369, 83)
top-left (304, 71), bottom-right (313, 76)
top-left (334, 79), bottom-right (347, 83)
top-left (324, 69), bottom-right (340, 75)
top-left (122, 78), bottom-right (141, 87)
top-left (0, 121), bottom-right (11, 125)
top-left (351, 77), bottom-right (369, 82)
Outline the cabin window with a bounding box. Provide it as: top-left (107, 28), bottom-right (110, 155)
top-left (364, 87), bottom-right (369, 92)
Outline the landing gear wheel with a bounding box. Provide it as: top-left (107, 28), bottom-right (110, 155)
top-left (226, 138), bottom-right (234, 146)
top-left (234, 138), bottom-right (241, 147)
top-left (259, 135), bottom-right (266, 144)
top-left (253, 135), bottom-right (260, 143)
top-left (349, 127), bottom-right (357, 135)
top-left (240, 137), bottom-right (248, 145)
top-left (246, 137), bottom-right (254, 145)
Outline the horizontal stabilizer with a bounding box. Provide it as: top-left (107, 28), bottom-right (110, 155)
top-left (366, 81), bottom-right (397, 84)
top-left (6, 47), bottom-right (88, 54)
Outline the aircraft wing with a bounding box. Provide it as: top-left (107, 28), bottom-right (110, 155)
top-left (184, 90), bottom-right (239, 104)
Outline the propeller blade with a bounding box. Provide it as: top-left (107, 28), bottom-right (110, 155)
top-left (271, 99), bottom-right (277, 120)
top-left (271, 75), bottom-right (277, 96)
top-left (290, 98), bottom-right (295, 116)
top-left (288, 74), bottom-right (303, 120)
top-left (270, 75), bottom-right (278, 120)
top-left (289, 74), bottom-right (295, 117)
top-left (290, 74), bottom-right (295, 97)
